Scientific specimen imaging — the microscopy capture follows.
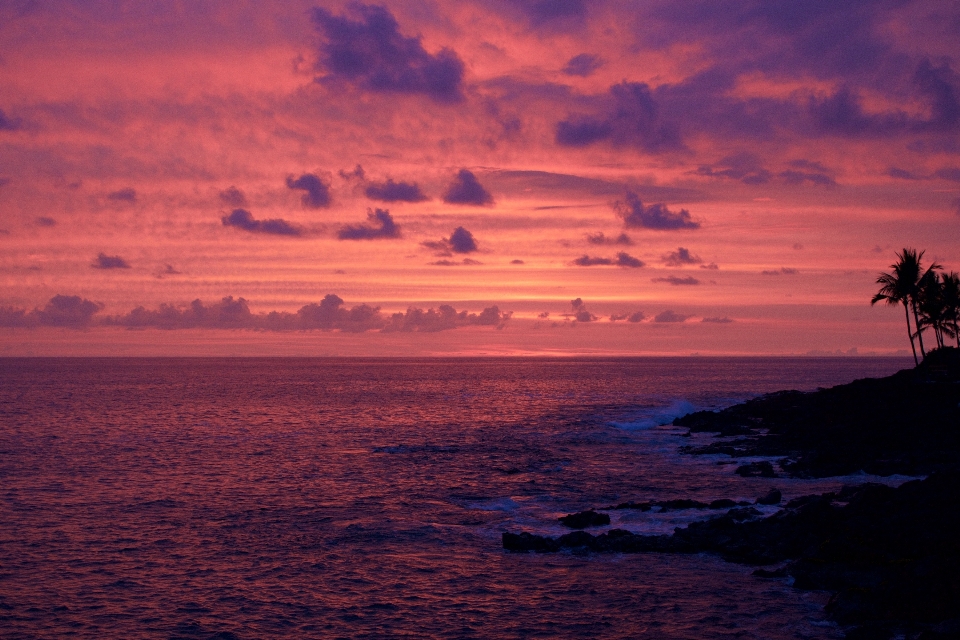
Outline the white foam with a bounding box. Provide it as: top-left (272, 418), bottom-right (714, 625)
top-left (611, 399), bottom-right (697, 430)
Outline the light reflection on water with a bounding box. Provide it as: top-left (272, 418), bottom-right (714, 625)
top-left (0, 357), bottom-right (910, 638)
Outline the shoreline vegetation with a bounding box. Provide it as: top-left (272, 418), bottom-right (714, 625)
top-left (503, 347), bottom-right (960, 639)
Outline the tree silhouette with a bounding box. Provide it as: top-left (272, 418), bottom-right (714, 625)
top-left (873, 249), bottom-right (951, 363)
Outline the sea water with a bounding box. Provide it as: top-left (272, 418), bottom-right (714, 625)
top-left (0, 357), bottom-right (912, 639)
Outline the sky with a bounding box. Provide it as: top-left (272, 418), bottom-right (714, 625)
top-left (1, 0), bottom-right (959, 356)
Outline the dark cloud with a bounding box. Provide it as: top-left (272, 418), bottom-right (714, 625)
top-left (219, 186), bottom-right (247, 207)
top-left (654, 310), bottom-right (691, 323)
top-left (586, 232), bottom-right (632, 245)
top-left (778, 169), bottom-right (836, 186)
top-left (36, 295), bottom-right (104, 327)
top-left (365, 178), bottom-right (428, 202)
top-left (429, 258), bottom-right (482, 266)
top-left (286, 173), bottom-right (331, 208)
top-left (700, 262), bottom-right (719, 270)
top-left (662, 247), bottom-right (702, 266)
top-left (570, 297), bottom-right (596, 322)
top-left (339, 164), bottom-right (366, 181)
top-left (338, 208), bottom-right (400, 240)
top-left (556, 82), bottom-right (683, 152)
top-left (312, 4), bottom-right (464, 103)
top-left (525, 0), bottom-right (587, 25)
top-left (295, 295), bottom-right (383, 332)
top-left (0, 108), bottom-right (19, 131)
top-left (572, 252), bottom-right (644, 268)
top-left (383, 304), bottom-right (509, 332)
top-left (935, 167), bottom-right (960, 182)
top-left (36, 216), bottom-right (56, 227)
top-left (160, 264), bottom-right (181, 275)
top-left (702, 316), bottom-right (733, 323)
top-left (563, 53), bottom-right (603, 77)
top-left (616, 192), bottom-right (700, 230)
top-left (888, 167), bottom-right (920, 180)
top-left (695, 153), bottom-right (772, 184)
top-left (107, 187), bottom-right (137, 203)
top-left (913, 58), bottom-right (960, 132)
top-left (610, 310), bottom-right (646, 322)
top-left (652, 276), bottom-right (700, 285)
top-left (615, 252), bottom-right (645, 267)
top-left (448, 226), bottom-right (478, 252)
top-left (221, 209), bottom-right (301, 236)
top-left (511, 259), bottom-right (525, 264)
top-left (8, 294), bottom-right (513, 334)
top-left (443, 169), bottom-right (494, 205)
top-left (761, 267), bottom-right (799, 275)
top-left (93, 253), bottom-right (131, 269)
top-left (573, 254), bottom-right (613, 266)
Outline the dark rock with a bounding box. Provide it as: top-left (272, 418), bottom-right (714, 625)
top-left (756, 488), bottom-right (782, 505)
top-left (709, 498), bottom-right (738, 509)
top-left (656, 499), bottom-right (710, 511)
top-left (736, 461), bottom-right (776, 477)
top-left (558, 509), bottom-right (610, 529)
top-left (752, 566), bottom-right (788, 578)
top-left (726, 507), bottom-right (762, 521)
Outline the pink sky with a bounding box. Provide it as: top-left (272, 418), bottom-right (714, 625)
top-left (1, 0), bottom-right (958, 355)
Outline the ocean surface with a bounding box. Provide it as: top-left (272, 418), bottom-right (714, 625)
top-left (0, 357), bottom-right (914, 639)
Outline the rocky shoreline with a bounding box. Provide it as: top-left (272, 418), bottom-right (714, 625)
top-left (503, 349), bottom-right (960, 639)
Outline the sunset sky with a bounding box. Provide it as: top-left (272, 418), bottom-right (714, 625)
top-left (1, 0), bottom-right (958, 355)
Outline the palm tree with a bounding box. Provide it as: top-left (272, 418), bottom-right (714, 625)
top-left (941, 271), bottom-right (960, 348)
top-left (873, 249), bottom-right (921, 364)
top-left (918, 270), bottom-right (946, 349)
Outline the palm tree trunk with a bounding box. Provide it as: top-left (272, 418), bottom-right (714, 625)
top-left (912, 300), bottom-right (927, 358)
top-left (905, 302), bottom-right (919, 365)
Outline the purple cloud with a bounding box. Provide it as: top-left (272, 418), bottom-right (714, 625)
top-left (702, 316), bottom-right (733, 323)
top-left (107, 187), bottom-right (137, 203)
top-left (653, 276), bottom-right (700, 285)
top-left (761, 267), bottom-right (798, 275)
top-left (443, 169), bottom-right (494, 205)
top-left (0, 108), bottom-right (19, 131)
top-left (556, 82), bottom-right (683, 152)
top-left (365, 178), bottom-right (428, 202)
top-left (221, 209), bottom-right (301, 236)
top-left (662, 247), bottom-right (702, 266)
top-left (573, 252), bottom-right (643, 268)
top-left (93, 253), bottom-right (132, 269)
top-left (570, 297), bottom-right (596, 322)
top-left (219, 186), bottom-right (247, 207)
top-left (338, 208), bottom-right (400, 240)
top-left (586, 232), bottom-right (632, 245)
top-left (654, 310), bottom-right (690, 323)
top-left (563, 53), bottom-right (603, 77)
top-left (616, 192), bottom-right (700, 230)
top-left (286, 173), bottom-right (331, 208)
top-left (312, 4), bottom-right (464, 103)
top-left (36, 295), bottom-right (104, 327)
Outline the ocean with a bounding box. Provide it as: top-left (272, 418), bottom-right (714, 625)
top-left (0, 357), bottom-right (913, 639)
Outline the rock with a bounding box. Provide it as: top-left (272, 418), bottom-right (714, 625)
top-left (736, 461), bottom-right (776, 477)
top-left (709, 498), bottom-right (738, 509)
top-left (656, 499), bottom-right (710, 511)
top-left (752, 566), bottom-right (788, 578)
top-left (558, 509), bottom-right (610, 529)
top-left (756, 488), bottom-right (782, 505)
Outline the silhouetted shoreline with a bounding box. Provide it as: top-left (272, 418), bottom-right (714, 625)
top-left (504, 348), bottom-right (960, 639)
